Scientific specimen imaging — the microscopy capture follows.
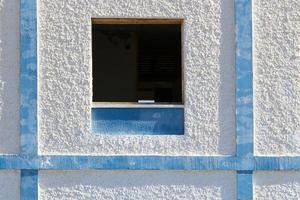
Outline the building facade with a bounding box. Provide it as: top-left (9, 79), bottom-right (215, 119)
top-left (0, 0), bottom-right (299, 199)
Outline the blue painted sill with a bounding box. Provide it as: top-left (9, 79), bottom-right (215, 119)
top-left (92, 108), bottom-right (184, 135)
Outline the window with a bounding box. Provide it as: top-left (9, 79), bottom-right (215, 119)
top-left (91, 19), bottom-right (184, 135)
top-left (92, 19), bottom-right (183, 105)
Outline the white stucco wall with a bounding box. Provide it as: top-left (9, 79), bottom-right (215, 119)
top-left (39, 170), bottom-right (236, 200)
top-left (254, 0), bottom-right (300, 155)
top-left (0, 0), bottom-right (19, 154)
top-left (0, 170), bottom-right (20, 200)
top-left (1, 0), bottom-right (300, 198)
top-left (38, 0), bottom-right (235, 156)
top-left (254, 171), bottom-right (300, 200)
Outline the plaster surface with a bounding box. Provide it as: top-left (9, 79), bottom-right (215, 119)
top-left (39, 170), bottom-right (236, 200)
top-left (0, 170), bottom-right (20, 200)
top-left (38, 0), bottom-right (235, 155)
top-left (0, 0), bottom-right (19, 154)
top-left (254, 171), bottom-right (300, 200)
top-left (253, 0), bottom-right (300, 155)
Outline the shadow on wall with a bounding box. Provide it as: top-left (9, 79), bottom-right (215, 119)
top-left (0, 0), bottom-right (20, 154)
top-left (254, 171), bottom-right (300, 199)
top-left (218, 0), bottom-right (236, 153)
top-left (39, 171), bottom-right (236, 200)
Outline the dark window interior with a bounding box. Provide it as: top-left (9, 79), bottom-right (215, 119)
top-left (92, 19), bottom-right (182, 103)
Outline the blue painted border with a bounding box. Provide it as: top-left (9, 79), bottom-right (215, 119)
top-left (21, 170), bottom-right (38, 200)
top-left (20, 0), bottom-right (38, 156)
top-left (20, 0), bottom-right (38, 199)
top-left (237, 171), bottom-right (253, 200)
top-left (235, 0), bottom-right (253, 199)
top-left (235, 0), bottom-right (253, 159)
top-left (0, 0), bottom-right (298, 200)
top-left (92, 108), bottom-right (184, 135)
top-left (1, 156), bottom-right (300, 171)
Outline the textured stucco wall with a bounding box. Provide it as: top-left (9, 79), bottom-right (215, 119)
top-left (0, 170), bottom-right (20, 200)
top-left (254, 171), bottom-right (300, 200)
top-left (254, 0), bottom-right (300, 155)
top-left (38, 0), bottom-right (235, 155)
top-left (39, 170), bottom-right (236, 200)
top-left (1, 0), bottom-right (300, 198)
top-left (0, 0), bottom-right (19, 154)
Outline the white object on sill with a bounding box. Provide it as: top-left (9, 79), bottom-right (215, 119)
top-left (92, 102), bottom-right (184, 108)
top-left (138, 100), bottom-right (155, 104)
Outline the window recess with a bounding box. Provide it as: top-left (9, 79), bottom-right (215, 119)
top-left (92, 18), bottom-right (183, 106)
top-left (91, 18), bottom-right (184, 135)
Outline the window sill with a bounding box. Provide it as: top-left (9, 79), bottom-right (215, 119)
top-left (92, 102), bottom-right (184, 109)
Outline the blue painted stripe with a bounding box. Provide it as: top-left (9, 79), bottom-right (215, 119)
top-left (92, 108), bottom-right (184, 135)
top-left (235, 0), bottom-right (253, 158)
top-left (0, 155), bottom-right (38, 169)
top-left (237, 171), bottom-right (253, 200)
top-left (21, 170), bottom-right (38, 200)
top-left (39, 156), bottom-right (244, 170)
top-left (235, 0), bottom-right (253, 198)
top-left (254, 157), bottom-right (300, 170)
top-left (20, 0), bottom-right (37, 155)
top-left (237, 170), bottom-right (252, 174)
top-left (20, 0), bottom-right (38, 199)
top-left (0, 155), bottom-right (245, 170)
top-left (2, 155), bottom-right (300, 171)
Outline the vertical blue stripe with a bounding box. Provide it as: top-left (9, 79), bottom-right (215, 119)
top-left (235, 0), bottom-right (253, 158)
top-left (20, 0), bottom-right (37, 155)
top-left (20, 0), bottom-right (38, 199)
top-left (235, 0), bottom-right (253, 199)
top-left (237, 171), bottom-right (253, 200)
top-left (21, 170), bottom-right (38, 200)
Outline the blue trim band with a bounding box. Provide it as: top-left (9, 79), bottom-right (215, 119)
top-left (235, 0), bottom-right (253, 199)
top-left (254, 157), bottom-right (300, 170)
top-left (20, 0), bottom-right (37, 156)
top-left (237, 171), bottom-right (253, 200)
top-left (92, 108), bottom-right (184, 135)
top-left (20, 0), bottom-right (38, 199)
top-left (21, 170), bottom-right (38, 200)
top-left (1, 155), bottom-right (300, 171)
top-left (39, 156), bottom-right (241, 170)
top-left (235, 0), bottom-right (253, 158)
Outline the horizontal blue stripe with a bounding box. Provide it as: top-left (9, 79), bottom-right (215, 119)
top-left (92, 108), bottom-right (184, 135)
top-left (254, 157), bottom-right (300, 170)
top-left (38, 156), bottom-right (242, 170)
top-left (1, 155), bottom-right (299, 170)
top-left (0, 155), bottom-right (38, 169)
top-left (0, 155), bottom-right (241, 170)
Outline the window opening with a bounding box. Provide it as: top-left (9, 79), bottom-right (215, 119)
top-left (92, 19), bottom-right (183, 105)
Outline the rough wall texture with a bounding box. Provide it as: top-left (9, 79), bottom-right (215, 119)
top-left (38, 0), bottom-right (235, 155)
top-left (254, 0), bottom-right (300, 155)
top-left (0, 0), bottom-right (19, 154)
top-left (0, 170), bottom-right (20, 200)
top-left (39, 170), bottom-right (236, 200)
top-left (254, 171), bottom-right (300, 200)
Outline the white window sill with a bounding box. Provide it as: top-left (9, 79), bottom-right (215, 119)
top-left (92, 102), bottom-right (184, 108)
